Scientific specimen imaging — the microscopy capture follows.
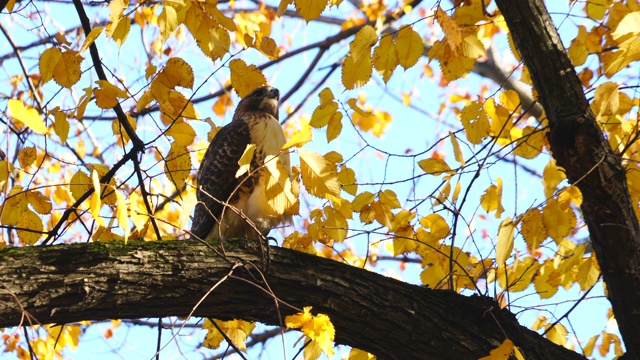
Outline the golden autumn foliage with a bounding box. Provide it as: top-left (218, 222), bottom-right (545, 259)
top-left (1, 0), bottom-right (639, 358)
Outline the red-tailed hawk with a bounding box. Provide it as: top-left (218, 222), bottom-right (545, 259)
top-left (191, 85), bottom-right (292, 240)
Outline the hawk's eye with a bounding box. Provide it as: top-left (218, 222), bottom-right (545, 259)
top-left (253, 90), bottom-right (264, 98)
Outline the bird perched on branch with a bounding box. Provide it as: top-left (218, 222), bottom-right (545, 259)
top-left (191, 85), bottom-right (295, 241)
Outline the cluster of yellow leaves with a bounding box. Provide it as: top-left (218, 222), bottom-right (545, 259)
top-left (490, 238), bottom-right (600, 299)
top-left (456, 90), bottom-right (548, 159)
top-left (428, 5), bottom-right (487, 81)
top-left (310, 88), bottom-right (343, 142)
top-left (2, 325), bottom-right (81, 360)
top-left (582, 329), bottom-right (625, 358)
top-left (348, 96), bottom-right (392, 137)
top-left (309, 88), bottom-right (391, 140)
top-left (234, 9), bottom-right (281, 58)
top-left (342, 25), bottom-right (423, 89)
top-left (0, 185), bottom-right (49, 245)
top-left (285, 307), bottom-right (335, 360)
top-left (202, 319), bottom-right (255, 352)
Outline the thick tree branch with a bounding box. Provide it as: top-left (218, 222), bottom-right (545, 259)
top-left (0, 240), bottom-right (583, 359)
top-left (495, 0), bottom-right (640, 358)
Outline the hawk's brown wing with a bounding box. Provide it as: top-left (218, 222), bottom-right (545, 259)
top-left (190, 118), bottom-right (251, 240)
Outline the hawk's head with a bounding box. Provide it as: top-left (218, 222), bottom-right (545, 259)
top-left (234, 85), bottom-right (280, 120)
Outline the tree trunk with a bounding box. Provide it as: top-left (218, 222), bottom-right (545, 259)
top-left (0, 240), bottom-right (583, 359)
top-left (495, 0), bottom-right (640, 357)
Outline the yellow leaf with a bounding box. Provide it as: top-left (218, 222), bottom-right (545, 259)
top-left (479, 339), bottom-right (514, 360)
top-left (264, 155), bottom-right (299, 215)
top-left (145, 64), bottom-right (157, 80)
top-left (90, 169), bottom-right (103, 223)
top-left (379, 189), bottom-right (400, 208)
top-left (323, 205), bottom-right (348, 241)
top-left (435, 7), bottom-right (461, 51)
top-left (293, 0), bottom-right (327, 22)
top-left (480, 178), bottom-right (505, 218)
top-left (531, 315), bottom-right (548, 331)
top-left (417, 157), bottom-right (453, 176)
top-left (208, 3), bottom-right (237, 32)
top-left (203, 319), bottom-right (255, 351)
top-left (277, 0), bottom-right (293, 17)
top-left (257, 36), bottom-right (280, 59)
top-left (79, 27), bottom-right (104, 53)
top-left (350, 25), bottom-right (377, 62)
top-left (419, 213), bottom-right (450, 242)
top-left (310, 100), bottom-right (338, 128)
top-left (285, 307), bottom-right (335, 358)
top-left (39, 46), bottom-right (62, 84)
top-left (428, 39), bottom-right (477, 81)
top-left (94, 80), bottom-right (128, 109)
top-left (534, 259), bottom-right (559, 299)
top-left (460, 100), bottom-right (490, 144)
top-left (576, 254), bottom-right (600, 291)
top-left (568, 25), bottom-right (589, 66)
top-left (498, 256), bottom-right (540, 292)
top-left (53, 50), bottom-right (83, 88)
top-left (159, 4), bottom-right (179, 41)
top-left (318, 87), bottom-right (335, 105)
top-left (299, 149), bottom-right (341, 200)
top-left (342, 26), bottom-right (377, 89)
top-left (352, 191), bottom-right (374, 212)
top-left (604, 37), bottom-right (640, 77)
top-left (17, 208), bottom-right (43, 245)
top-left (372, 35), bottom-right (398, 83)
top-left (235, 144), bottom-right (256, 178)
top-left (326, 112), bottom-right (343, 142)
top-left (27, 190), bottom-right (52, 215)
top-left (8, 99), bottom-right (48, 134)
top-left (323, 150), bottom-right (343, 164)
top-left (18, 146), bottom-right (37, 168)
top-left (114, 188), bottom-right (129, 244)
top-left (106, 13), bottom-right (131, 48)
top-left (520, 208), bottom-right (547, 252)
top-left (282, 121), bottom-right (313, 150)
top-left (395, 25), bottom-right (423, 69)
top-left (0, 160), bottom-right (14, 183)
top-left (54, 111), bottom-right (69, 143)
top-left (229, 59), bottom-right (267, 98)
top-left (542, 158), bottom-right (566, 198)
top-left (349, 348), bottom-right (376, 360)
top-left (164, 143), bottom-right (192, 190)
top-left (157, 57), bottom-right (195, 89)
top-left (166, 120), bottom-right (196, 146)
top-left (542, 198), bottom-right (576, 244)
top-left (69, 170), bottom-right (90, 201)
top-left (449, 131), bottom-right (465, 165)
top-left (545, 323), bottom-right (568, 346)
top-left (76, 87), bottom-right (93, 119)
top-left (584, 334), bottom-right (599, 357)
top-left (496, 217), bottom-right (515, 265)
top-left (585, 0), bottom-right (613, 21)
top-left (612, 11), bottom-right (640, 42)
top-left (184, 4), bottom-right (230, 60)
top-left (512, 126), bottom-right (545, 159)
top-left (337, 166), bottom-right (357, 196)
top-left (108, 0), bottom-right (127, 21)
top-left (460, 34), bottom-right (485, 59)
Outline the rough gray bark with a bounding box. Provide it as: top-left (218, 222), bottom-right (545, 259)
top-left (495, 0), bottom-right (640, 358)
top-left (0, 240), bottom-right (583, 359)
